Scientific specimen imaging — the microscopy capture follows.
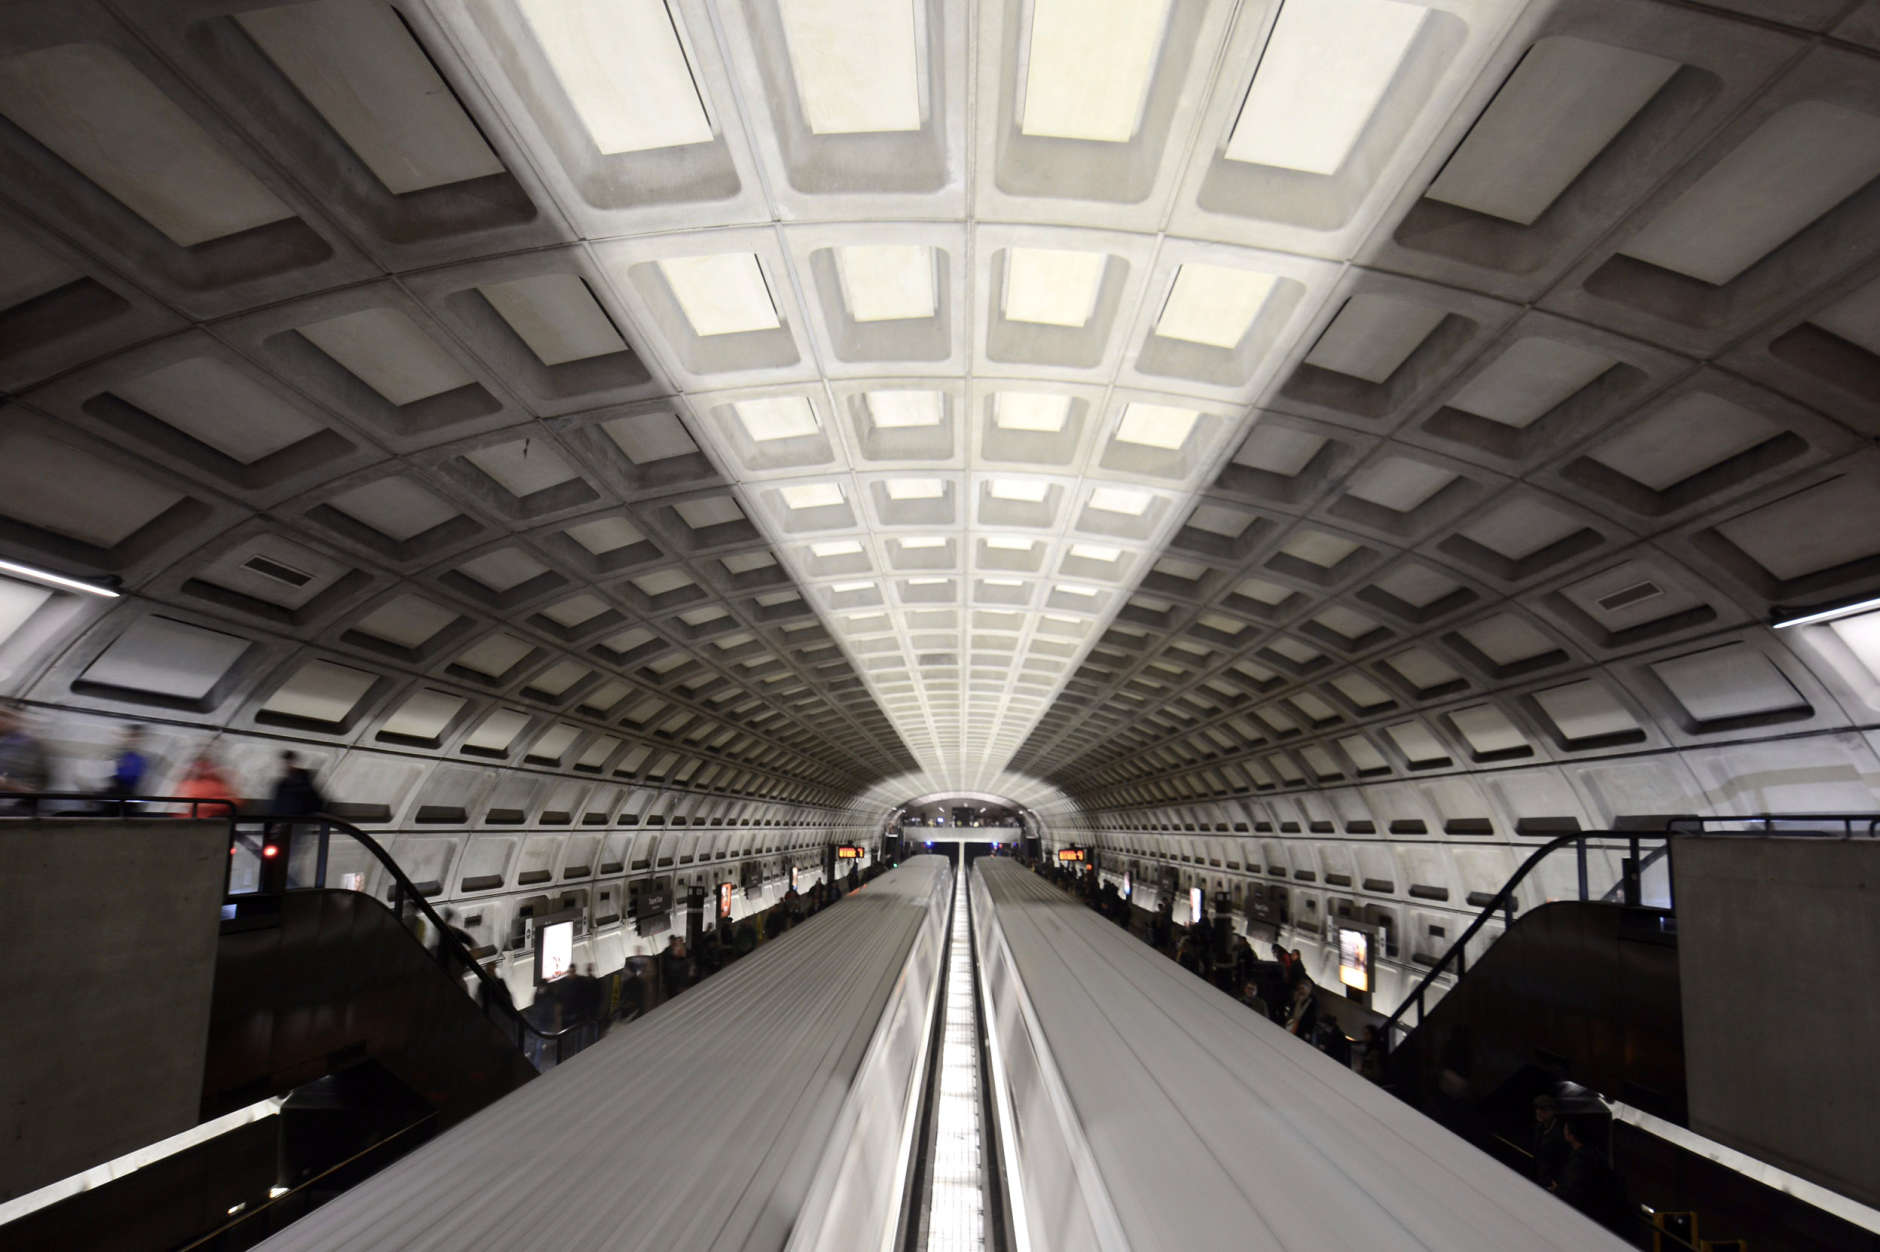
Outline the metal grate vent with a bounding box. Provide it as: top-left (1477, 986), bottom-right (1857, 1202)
top-left (242, 554), bottom-right (313, 587)
top-left (1596, 580), bottom-right (1662, 613)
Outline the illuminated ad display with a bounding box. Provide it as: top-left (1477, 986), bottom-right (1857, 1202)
top-left (1338, 927), bottom-right (1371, 993)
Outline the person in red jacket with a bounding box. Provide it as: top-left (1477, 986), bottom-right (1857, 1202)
top-left (173, 751), bottom-right (240, 817)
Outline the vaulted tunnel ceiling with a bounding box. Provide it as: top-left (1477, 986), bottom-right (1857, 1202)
top-left (1, 0), bottom-right (1879, 823)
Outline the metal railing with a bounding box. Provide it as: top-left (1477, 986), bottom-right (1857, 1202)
top-left (0, 795), bottom-right (593, 1068)
top-left (225, 812), bottom-right (591, 1069)
top-left (1380, 814), bottom-right (1880, 1045)
top-left (175, 1111), bottom-right (440, 1251)
top-left (0, 792), bottom-right (238, 819)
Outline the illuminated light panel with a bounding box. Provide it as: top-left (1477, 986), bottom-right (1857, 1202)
top-left (1058, 583), bottom-right (1099, 596)
top-left (832, 579), bottom-right (875, 592)
top-left (1114, 403), bottom-right (1200, 450)
top-left (1020, 0), bottom-right (1172, 142)
top-left (517, 0), bottom-right (713, 154)
top-left (1225, 0), bottom-right (1427, 175)
top-left (992, 392), bottom-right (1072, 433)
top-left (659, 253), bottom-right (781, 336)
top-left (781, 482), bottom-right (844, 509)
top-left (985, 536), bottom-right (1035, 551)
top-left (1155, 264), bottom-right (1279, 348)
top-left (1002, 248), bottom-right (1107, 327)
top-left (735, 396), bottom-right (819, 441)
top-left (1088, 486), bottom-right (1153, 515)
top-left (900, 536), bottom-right (949, 549)
top-left (886, 477), bottom-right (946, 500)
top-left (811, 539), bottom-right (863, 556)
top-left (987, 477), bottom-right (1051, 502)
top-left (1070, 543), bottom-right (1121, 561)
top-left (867, 390), bottom-right (945, 428)
top-left (833, 244), bottom-right (935, 322)
top-left (778, 0), bottom-right (921, 134)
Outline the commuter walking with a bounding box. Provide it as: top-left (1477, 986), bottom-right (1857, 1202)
top-left (174, 751), bottom-right (240, 817)
top-left (1555, 1119), bottom-right (1629, 1232)
top-left (1531, 1095), bottom-right (1570, 1191)
top-left (1286, 978), bottom-right (1319, 1038)
top-left (104, 724), bottom-right (149, 807)
top-left (0, 702), bottom-right (50, 810)
top-left (268, 750), bottom-right (325, 816)
top-left (267, 750), bottom-right (326, 889)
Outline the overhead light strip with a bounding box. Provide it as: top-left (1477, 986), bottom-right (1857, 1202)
top-left (0, 559), bottom-right (120, 598)
top-left (1772, 596), bottom-right (1880, 630)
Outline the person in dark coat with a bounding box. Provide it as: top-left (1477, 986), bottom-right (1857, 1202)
top-left (1531, 1095), bottom-right (1570, 1191)
top-left (268, 750), bottom-right (324, 815)
top-left (1286, 978), bottom-right (1319, 1038)
top-left (1555, 1118), bottom-right (1630, 1233)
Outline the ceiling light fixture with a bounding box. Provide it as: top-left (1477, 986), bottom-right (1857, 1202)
top-left (1772, 596), bottom-right (1880, 630)
top-left (0, 559), bottom-right (120, 598)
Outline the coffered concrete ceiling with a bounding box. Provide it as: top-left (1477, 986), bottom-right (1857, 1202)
top-left (2, 0), bottom-right (1880, 826)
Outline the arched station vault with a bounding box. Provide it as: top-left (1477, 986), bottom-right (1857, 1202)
top-left (0, 1), bottom-right (1878, 935)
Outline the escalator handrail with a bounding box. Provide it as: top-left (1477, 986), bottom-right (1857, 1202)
top-left (0, 792), bottom-right (240, 819)
top-left (1379, 830), bottom-right (1651, 1043)
top-left (236, 811), bottom-right (584, 1053)
top-left (1380, 815), bottom-right (1880, 1042)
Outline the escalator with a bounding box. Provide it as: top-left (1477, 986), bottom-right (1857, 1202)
top-left (1374, 824), bottom-right (1880, 1251)
top-left (2, 812), bottom-right (575, 1252)
top-left (206, 887), bottom-right (536, 1126)
top-left (1384, 898), bottom-right (1684, 1125)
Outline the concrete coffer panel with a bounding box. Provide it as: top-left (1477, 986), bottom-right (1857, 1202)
top-left (1674, 836), bottom-right (1880, 1210)
top-left (0, 820), bottom-right (228, 1201)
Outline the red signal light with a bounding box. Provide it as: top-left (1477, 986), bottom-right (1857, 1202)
top-left (230, 845), bottom-right (238, 856)
top-left (262, 844), bottom-right (279, 859)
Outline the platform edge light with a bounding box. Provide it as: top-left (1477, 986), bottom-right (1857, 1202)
top-left (0, 558), bottom-right (120, 598)
top-left (1771, 594), bottom-right (1880, 630)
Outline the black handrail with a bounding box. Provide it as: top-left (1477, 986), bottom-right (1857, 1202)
top-left (0, 792), bottom-right (239, 819)
top-left (1379, 831), bottom-right (1598, 1043)
top-left (234, 811), bottom-right (587, 1066)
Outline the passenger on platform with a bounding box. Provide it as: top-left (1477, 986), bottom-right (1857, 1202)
top-left (573, 963), bottom-right (606, 1037)
top-left (1286, 978), bottom-right (1319, 1038)
top-left (0, 702), bottom-right (51, 808)
top-left (1287, 948), bottom-right (1309, 988)
top-left (1555, 1118), bottom-right (1630, 1232)
top-left (783, 883), bottom-right (802, 926)
top-left (104, 724), bottom-right (148, 805)
top-left (1258, 962), bottom-right (1290, 1022)
top-left (1531, 1095), bottom-right (1570, 1191)
top-left (1316, 1020), bottom-right (1353, 1066)
top-left (173, 751), bottom-right (240, 817)
top-left (478, 961), bottom-right (515, 1016)
top-left (1359, 1025), bottom-right (1390, 1083)
top-left (439, 907), bottom-right (479, 972)
top-left (662, 936), bottom-right (691, 998)
top-left (267, 751), bottom-right (327, 885)
top-left (268, 751), bottom-right (325, 816)
top-left (1239, 982), bottom-right (1268, 1020)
